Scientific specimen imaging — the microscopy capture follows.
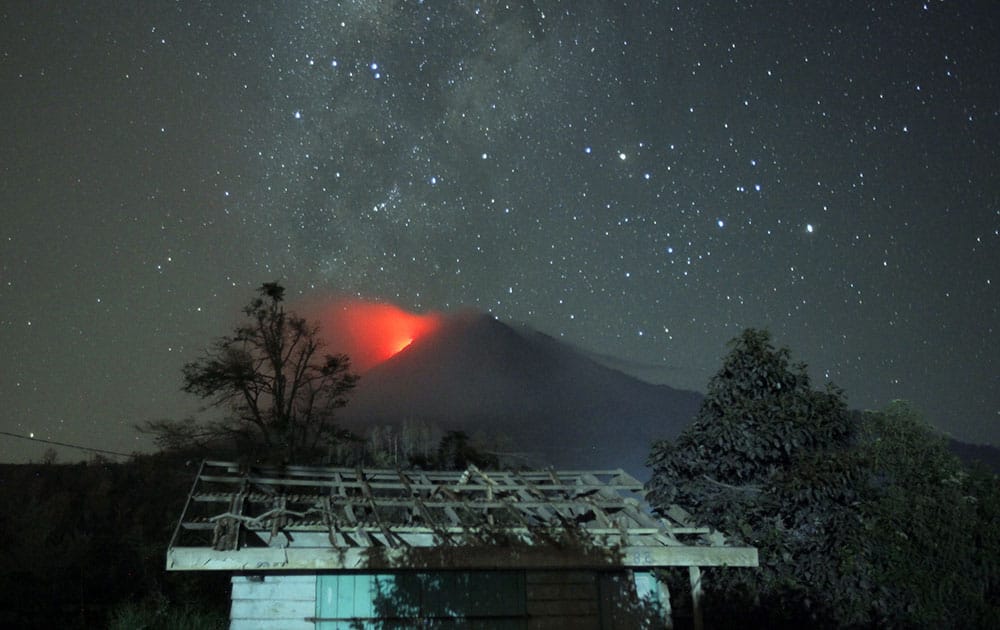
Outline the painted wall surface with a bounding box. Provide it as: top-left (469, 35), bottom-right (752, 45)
top-left (230, 574), bottom-right (316, 630)
top-left (228, 570), bottom-right (662, 629)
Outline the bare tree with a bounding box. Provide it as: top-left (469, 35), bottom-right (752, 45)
top-left (142, 283), bottom-right (358, 463)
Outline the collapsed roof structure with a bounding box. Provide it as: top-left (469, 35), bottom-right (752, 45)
top-left (168, 460), bottom-right (757, 628)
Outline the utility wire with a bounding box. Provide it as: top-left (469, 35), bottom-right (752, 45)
top-left (0, 430), bottom-right (134, 459)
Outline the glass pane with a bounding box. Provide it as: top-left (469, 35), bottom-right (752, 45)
top-left (317, 572), bottom-right (527, 627)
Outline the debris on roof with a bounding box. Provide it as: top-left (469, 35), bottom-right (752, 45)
top-left (167, 460), bottom-right (757, 571)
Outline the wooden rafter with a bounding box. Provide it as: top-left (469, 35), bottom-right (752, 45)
top-left (167, 460), bottom-right (758, 572)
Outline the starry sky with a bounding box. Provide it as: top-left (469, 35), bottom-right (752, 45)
top-left (2, 1), bottom-right (998, 462)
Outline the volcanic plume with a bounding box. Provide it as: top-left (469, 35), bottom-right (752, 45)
top-left (308, 298), bottom-right (443, 372)
top-left (340, 309), bottom-right (703, 475)
top-left (301, 297), bottom-right (702, 475)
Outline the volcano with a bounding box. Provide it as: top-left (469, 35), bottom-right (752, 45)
top-left (340, 310), bottom-right (702, 476)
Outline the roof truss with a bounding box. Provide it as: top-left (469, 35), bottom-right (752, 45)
top-left (167, 460), bottom-right (757, 571)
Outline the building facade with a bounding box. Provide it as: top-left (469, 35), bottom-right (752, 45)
top-left (167, 461), bottom-right (757, 629)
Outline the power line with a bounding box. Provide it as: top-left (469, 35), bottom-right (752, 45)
top-left (0, 430), bottom-right (134, 459)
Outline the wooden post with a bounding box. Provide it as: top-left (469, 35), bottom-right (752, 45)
top-left (631, 570), bottom-right (673, 629)
top-left (657, 574), bottom-right (673, 630)
top-left (688, 566), bottom-right (703, 630)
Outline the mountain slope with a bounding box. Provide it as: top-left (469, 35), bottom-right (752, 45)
top-left (341, 311), bottom-right (702, 476)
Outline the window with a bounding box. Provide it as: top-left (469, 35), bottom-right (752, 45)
top-left (316, 572), bottom-right (527, 629)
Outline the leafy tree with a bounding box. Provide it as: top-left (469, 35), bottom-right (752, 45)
top-left (0, 455), bottom-right (230, 627)
top-left (856, 401), bottom-right (1000, 628)
top-left (647, 329), bottom-right (866, 627)
top-left (647, 330), bottom-right (1000, 628)
top-left (434, 430), bottom-right (499, 470)
top-left (142, 283), bottom-right (358, 463)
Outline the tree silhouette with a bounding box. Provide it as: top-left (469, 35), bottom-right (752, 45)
top-left (648, 330), bottom-right (1000, 628)
top-left (143, 283), bottom-right (358, 463)
top-left (857, 401), bottom-right (1000, 627)
top-left (647, 328), bottom-right (863, 627)
top-left (433, 430), bottom-right (499, 470)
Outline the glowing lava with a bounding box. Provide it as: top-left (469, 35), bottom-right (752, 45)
top-left (314, 299), bottom-right (443, 372)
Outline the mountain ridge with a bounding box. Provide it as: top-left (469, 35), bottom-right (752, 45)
top-left (341, 311), bottom-right (702, 476)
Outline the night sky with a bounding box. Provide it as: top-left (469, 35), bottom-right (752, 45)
top-left (2, 1), bottom-right (998, 462)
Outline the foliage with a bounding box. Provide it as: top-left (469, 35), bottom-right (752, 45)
top-left (433, 430), bottom-right (500, 470)
top-left (0, 455), bottom-right (230, 628)
top-left (108, 593), bottom-right (227, 630)
top-left (856, 401), bottom-right (1000, 628)
top-left (366, 570), bottom-right (663, 628)
top-left (647, 329), bottom-right (866, 626)
top-left (647, 329), bottom-right (1000, 628)
top-left (356, 421), bottom-right (442, 468)
top-left (141, 283), bottom-right (359, 464)
top-left (304, 421), bottom-right (504, 470)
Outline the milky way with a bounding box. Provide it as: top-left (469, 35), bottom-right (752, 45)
top-left (1, 1), bottom-right (997, 461)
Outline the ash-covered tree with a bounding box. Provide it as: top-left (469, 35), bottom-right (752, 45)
top-left (434, 430), bottom-right (500, 470)
top-left (142, 283), bottom-right (358, 464)
top-left (647, 329), bottom-right (867, 627)
top-left (648, 329), bottom-right (1000, 628)
top-left (857, 400), bottom-right (1000, 628)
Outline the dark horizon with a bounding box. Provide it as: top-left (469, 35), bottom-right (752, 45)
top-left (7, 307), bottom-right (1000, 475)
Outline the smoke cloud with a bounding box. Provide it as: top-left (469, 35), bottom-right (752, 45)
top-left (304, 298), bottom-right (444, 372)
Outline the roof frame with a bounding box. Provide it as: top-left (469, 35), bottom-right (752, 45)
top-left (167, 460), bottom-right (757, 572)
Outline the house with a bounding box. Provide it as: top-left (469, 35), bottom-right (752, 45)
top-left (167, 460), bottom-right (757, 629)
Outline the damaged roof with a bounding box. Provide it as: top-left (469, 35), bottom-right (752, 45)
top-left (167, 460), bottom-right (757, 571)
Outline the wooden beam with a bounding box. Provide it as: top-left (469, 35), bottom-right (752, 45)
top-left (194, 470), bottom-right (644, 492)
top-left (167, 544), bottom-right (757, 572)
top-left (357, 468), bottom-right (401, 548)
top-left (622, 546), bottom-right (757, 568)
top-left (689, 566), bottom-right (703, 630)
top-left (189, 493), bottom-right (656, 513)
top-left (659, 575), bottom-right (674, 630)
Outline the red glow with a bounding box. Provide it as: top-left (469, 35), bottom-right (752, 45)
top-left (313, 299), bottom-right (442, 372)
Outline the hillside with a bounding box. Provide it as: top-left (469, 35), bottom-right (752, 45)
top-left (341, 311), bottom-right (703, 475)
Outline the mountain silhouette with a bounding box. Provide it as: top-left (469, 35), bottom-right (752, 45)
top-left (340, 310), bottom-right (702, 476)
